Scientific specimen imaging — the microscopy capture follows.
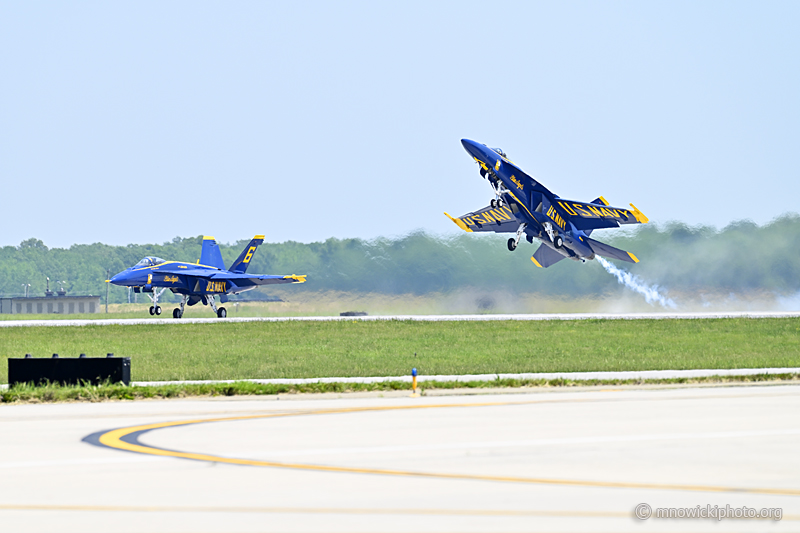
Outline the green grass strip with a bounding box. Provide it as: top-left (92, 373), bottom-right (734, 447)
top-left (1, 318), bottom-right (799, 384)
top-left (3, 373), bottom-right (799, 404)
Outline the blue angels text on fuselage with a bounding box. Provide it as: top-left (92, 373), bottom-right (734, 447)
top-left (445, 139), bottom-right (649, 268)
top-left (108, 235), bottom-right (306, 318)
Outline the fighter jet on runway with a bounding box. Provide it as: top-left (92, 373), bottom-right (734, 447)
top-left (445, 139), bottom-right (649, 268)
top-left (108, 236), bottom-right (306, 318)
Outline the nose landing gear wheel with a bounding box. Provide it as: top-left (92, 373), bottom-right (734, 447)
top-left (490, 199), bottom-right (497, 208)
top-left (154, 306), bottom-right (162, 316)
top-left (217, 307), bottom-right (227, 318)
top-left (507, 238), bottom-right (517, 251)
top-left (149, 306), bottom-right (155, 315)
top-left (173, 308), bottom-right (182, 319)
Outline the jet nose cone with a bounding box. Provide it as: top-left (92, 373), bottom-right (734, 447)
top-left (460, 138), bottom-right (483, 159)
top-left (109, 271), bottom-right (127, 285)
top-left (460, 138), bottom-right (477, 150)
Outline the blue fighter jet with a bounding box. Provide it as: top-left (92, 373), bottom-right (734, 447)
top-left (108, 236), bottom-right (306, 318)
top-left (446, 139), bottom-right (649, 268)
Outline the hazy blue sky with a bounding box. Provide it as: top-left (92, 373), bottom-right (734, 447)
top-left (2, 1), bottom-right (798, 248)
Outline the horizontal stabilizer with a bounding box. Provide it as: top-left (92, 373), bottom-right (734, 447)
top-left (531, 244), bottom-right (566, 268)
top-left (585, 237), bottom-right (639, 264)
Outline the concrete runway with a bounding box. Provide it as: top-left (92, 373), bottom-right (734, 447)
top-left (1, 310), bottom-right (799, 327)
top-left (1, 384), bottom-right (799, 532)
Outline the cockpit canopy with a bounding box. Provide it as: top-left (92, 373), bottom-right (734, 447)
top-left (491, 148), bottom-right (507, 158)
top-left (134, 256), bottom-right (166, 268)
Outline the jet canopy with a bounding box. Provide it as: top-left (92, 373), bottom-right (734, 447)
top-left (134, 256), bottom-right (166, 267)
top-left (491, 148), bottom-right (507, 158)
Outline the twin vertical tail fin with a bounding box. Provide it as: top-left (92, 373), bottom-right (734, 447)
top-left (229, 235), bottom-right (265, 273)
top-left (199, 236), bottom-right (226, 269)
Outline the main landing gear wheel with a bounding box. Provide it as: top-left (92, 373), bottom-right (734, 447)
top-left (507, 238), bottom-right (517, 251)
top-left (149, 306), bottom-right (155, 315)
top-left (553, 235), bottom-right (564, 249)
top-left (217, 307), bottom-right (227, 318)
top-left (173, 308), bottom-right (182, 319)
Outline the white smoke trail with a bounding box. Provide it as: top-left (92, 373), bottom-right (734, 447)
top-left (595, 256), bottom-right (677, 309)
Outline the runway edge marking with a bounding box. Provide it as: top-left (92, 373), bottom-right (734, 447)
top-left (3, 311), bottom-right (800, 327)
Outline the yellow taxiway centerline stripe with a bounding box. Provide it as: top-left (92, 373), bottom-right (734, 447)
top-left (94, 400), bottom-right (800, 497)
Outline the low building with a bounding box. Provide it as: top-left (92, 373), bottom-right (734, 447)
top-left (0, 295), bottom-right (102, 315)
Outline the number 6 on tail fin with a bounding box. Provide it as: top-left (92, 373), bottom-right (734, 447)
top-left (229, 235), bottom-right (265, 273)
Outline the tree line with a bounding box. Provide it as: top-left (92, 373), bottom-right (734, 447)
top-left (1, 214), bottom-right (798, 303)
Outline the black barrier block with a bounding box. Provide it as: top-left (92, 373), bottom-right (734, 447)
top-left (8, 357), bottom-right (131, 387)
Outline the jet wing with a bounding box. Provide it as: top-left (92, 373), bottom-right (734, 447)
top-left (209, 272), bottom-right (307, 285)
top-left (444, 205), bottom-right (519, 233)
top-left (553, 197), bottom-right (648, 231)
top-left (585, 237), bottom-right (639, 264)
top-left (530, 244), bottom-right (566, 268)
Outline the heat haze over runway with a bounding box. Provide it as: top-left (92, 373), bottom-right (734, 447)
top-left (1, 384), bottom-right (798, 532)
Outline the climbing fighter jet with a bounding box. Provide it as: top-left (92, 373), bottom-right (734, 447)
top-left (445, 139), bottom-right (649, 268)
top-left (108, 236), bottom-right (306, 318)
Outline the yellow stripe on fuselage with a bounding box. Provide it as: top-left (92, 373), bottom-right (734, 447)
top-left (128, 260), bottom-right (221, 273)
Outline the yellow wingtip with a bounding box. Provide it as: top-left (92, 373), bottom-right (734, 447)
top-left (628, 252), bottom-right (640, 263)
top-left (254, 235), bottom-right (265, 240)
top-left (531, 256), bottom-right (543, 268)
top-left (628, 203), bottom-right (649, 224)
top-left (105, 280), bottom-right (111, 283)
top-left (444, 212), bottom-right (472, 233)
top-left (203, 236), bottom-right (216, 240)
top-left (285, 274), bottom-right (307, 283)
top-left (598, 196), bottom-right (609, 206)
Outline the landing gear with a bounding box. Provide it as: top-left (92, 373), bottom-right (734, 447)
top-left (491, 199), bottom-right (497, 208)
top-left (542, 221), bottom-right (565, 249)
top-left (173, 294), bottom-right (188, 319)
top-left (146, 287), bottom-right (167, 317)
top-left (507, 223), bottom-right (527, 252)
top-left (206, 295), bottom-right (227, 318)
